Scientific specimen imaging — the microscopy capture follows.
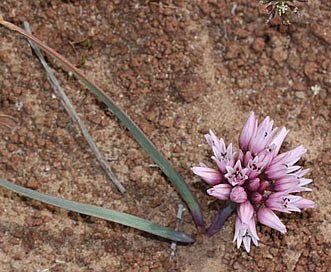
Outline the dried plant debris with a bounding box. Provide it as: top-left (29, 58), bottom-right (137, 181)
top-left (262, 0), bottom-right (308, 24)
top-left (0, 113), bottom-right (17, 130)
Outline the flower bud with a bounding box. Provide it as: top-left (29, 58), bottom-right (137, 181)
top-left (250, 192), bottom-right (263, 203)
top-left (247, 178), bottom-right (260, 191)
top-left (259, 180), bottom-right (270, 193)
top-left (230, 186), bottom-right (247, 203)
top-left (207, 183), bottom-right (231, 200)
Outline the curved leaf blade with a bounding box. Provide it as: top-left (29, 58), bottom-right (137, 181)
top-left (0, 19), bottom-right (204, 226)
top-left (0, 178), bottom-right (195, 243)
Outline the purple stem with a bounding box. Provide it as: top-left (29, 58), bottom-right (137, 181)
top-left (205, 200), bottom-right (238, 237)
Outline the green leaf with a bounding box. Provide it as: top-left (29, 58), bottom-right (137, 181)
top-left (0, 19), bottom-right (204, 226)
top-left (0, 178), bottom-right (195, 243)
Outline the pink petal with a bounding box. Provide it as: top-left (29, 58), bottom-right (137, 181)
top-left (207, 183), bottom-right (231, 200)
top-left (295, 198), bottom-right (315, 209)
top-left (237, 200), bottom-right (254, 223)
top-left (191, 165), bottom-right (222, 185)
top-left (257, 207), bottom-right (287, 234)
top-left (268, 127), bottom-right (289, 156)
top-left (239, 111), bottom-right (256, 150)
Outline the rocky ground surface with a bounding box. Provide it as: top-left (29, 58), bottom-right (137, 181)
top-left (0, 1), bottom-right (330, 271)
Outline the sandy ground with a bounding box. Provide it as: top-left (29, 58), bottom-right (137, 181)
top-left (0, 1), bottom-right (330, 271)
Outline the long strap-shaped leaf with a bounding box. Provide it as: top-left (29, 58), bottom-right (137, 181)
top-left (0, 18), bottom-right (204, 226)
top-left (0, 178), bottom-right (195, 243)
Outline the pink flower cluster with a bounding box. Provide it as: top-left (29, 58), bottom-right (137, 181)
top-left (192, 112), bottom-right (315, 252)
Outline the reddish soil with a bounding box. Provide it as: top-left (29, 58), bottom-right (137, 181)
top-left (0, 1), bottom-right (330, 271)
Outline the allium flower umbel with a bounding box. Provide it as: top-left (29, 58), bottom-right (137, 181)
top-left (191, 111), bottom-right (315, 252)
